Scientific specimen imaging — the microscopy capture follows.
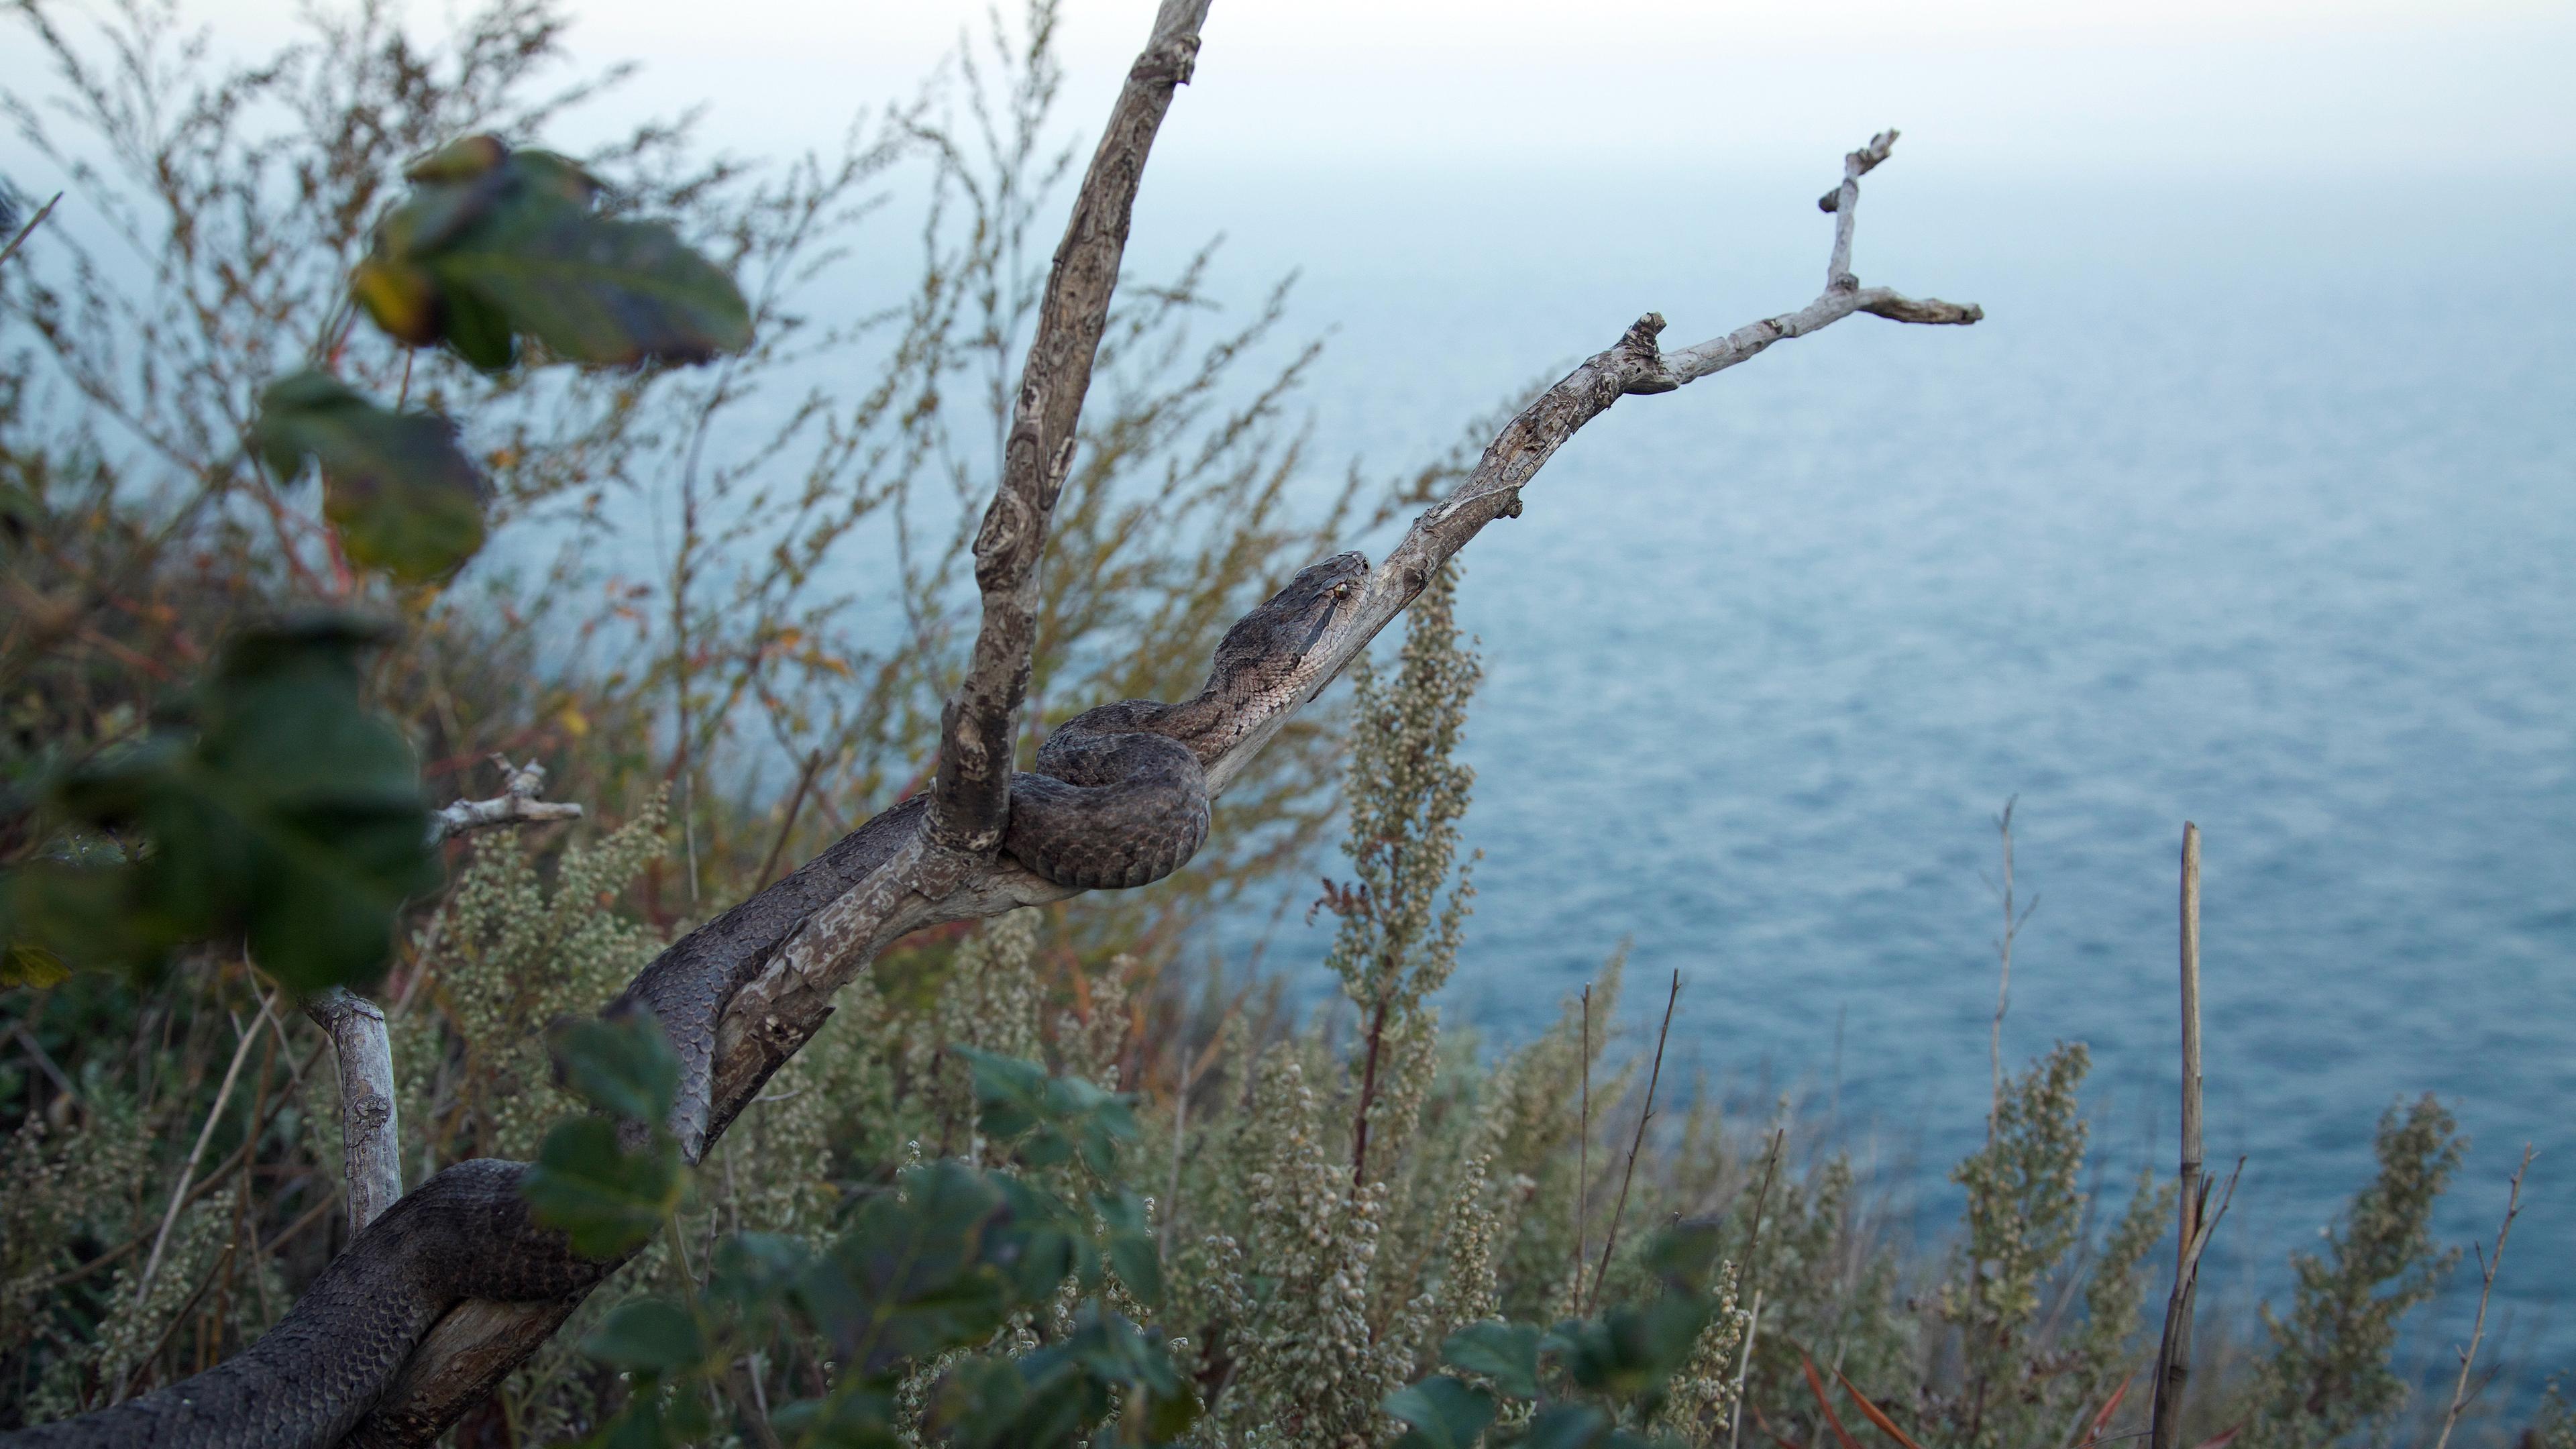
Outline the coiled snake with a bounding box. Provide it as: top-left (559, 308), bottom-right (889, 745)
top-left (9, 551), bottom-right (1369, 1449)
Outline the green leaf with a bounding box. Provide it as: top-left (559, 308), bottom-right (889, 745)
top-left (1443, 1320), bottom-right (1543, 1399)
top-left (11, 616), bottom-right (435, 991)
top-left (1387, 1376), bottom-right (1497, 1449)
top-left (1544, 1292), bottom-right (1708, 1402)
top-left (1088, 1191), bottom-right (1164, 1305)
top-left (523, 1116), bottom-right (684, 1259)
top-left (769, 1390), bottom-right (904, 1448)
top-left (582, 1299), bottom-right (705, 1376)
top-left (425, 205), bottom-right (750, 366)
top-left (357, 135), bottom-right (750, 369)
top-left (1, 940), bottom-right (70, 989)
top-left (553, 1012), bottom-right (680, 1124)
top-left (1519, 1403), bottom-right (1611, 1449)
top-left (1644, 1220), bottom-right (1725, 1295)
top-left (710, 1231), bottom-right (812, 1310)
top-left (800, 1162), bottom-right (1012, 1375)
top-left (255, 371), bottom-right (489, 584)
top-left (988, 1175), bottom-right (1097, 1303)
top-left (1106, 1225), bottom-right (1164, 1309)
top-left (961, 1046), bottom-right (1139, 1178)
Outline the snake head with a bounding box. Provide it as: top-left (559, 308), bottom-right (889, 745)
top-left (1212, 551), bottom-right (1370, 686)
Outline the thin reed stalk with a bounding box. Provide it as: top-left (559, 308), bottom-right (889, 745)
top-left (2432, 1144), bottom-right (2534, 1449)
top-left (1589, 968), bottom-right (1681, 1311)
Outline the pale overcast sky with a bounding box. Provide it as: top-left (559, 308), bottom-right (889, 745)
top-left (169, 0), bottom-right (2573, 178)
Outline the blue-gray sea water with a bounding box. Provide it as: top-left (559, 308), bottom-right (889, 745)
top-left (1112, 162), bottom-right (2576, 1389)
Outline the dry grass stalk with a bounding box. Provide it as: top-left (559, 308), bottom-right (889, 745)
top-left (1728, 1128), bottom-right (1788, 1449)
top-left (1589, 967), bottom-right (1682, 1312)
top-left (2430, 1142), bottom-right (2535, 1449)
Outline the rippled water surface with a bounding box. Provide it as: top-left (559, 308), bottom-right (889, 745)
top-left (1120, 163), bottom-right (2576, 1379)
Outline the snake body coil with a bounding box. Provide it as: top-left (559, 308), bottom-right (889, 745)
top-left (9, 552), bottom-right (1368, 1449)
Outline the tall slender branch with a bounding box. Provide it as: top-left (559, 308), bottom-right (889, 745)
top-left (927, 0), bottom-right (1213, 858)
top-left (133, 996), bottom-right (264, 1307)
top-left (2151, 822), bottom-right (2206, 1449)
top-left (1591, 968), bottom-right (1681, 1311)
top-left (2432, 1144), bottom-right (2534, 1449)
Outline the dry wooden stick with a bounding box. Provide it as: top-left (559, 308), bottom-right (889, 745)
top-left (2432, 1144), bottom-right (2535, 1449)
top-left (752, 749), bottom-right (828, 892)
top-left (0, 191), bottom-right (61, 267)
top-left (2150, 822), bottom-right (2204, 1449)
top-left (1591, 968), bottom-right (1682, 1311)
top-left (1576, 981), bottom-right (1593, 1305)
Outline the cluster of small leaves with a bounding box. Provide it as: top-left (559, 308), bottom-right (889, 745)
top-left (1386, 1223), bottom-right (1731, 1449)
top-left (523, 1015), bottom-right (1196, 1447)
top-left (1929, 1041), bottom-right (2102, 1449)
top-left (2244, 1094), bottom-right (2463, 1449)
top-left (0, 616), bottom-right (435, 993)
top-left (404, 796), bottom-right (669, 1163)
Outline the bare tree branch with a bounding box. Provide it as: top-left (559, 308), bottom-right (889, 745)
top-left (304, 759), bottom-right (584, 1241)
top-left (423, 756), bottom-right (582, 846)
top-left (347, 119), bottom-right (1976, 1443)
top-left (928, 0), bottom-right (1214, 859)
top-left (304, 987), bottom-right (401, 1235)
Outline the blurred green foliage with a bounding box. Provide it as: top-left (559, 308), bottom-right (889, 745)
top-left (1, 616), bottom-right (434, 993)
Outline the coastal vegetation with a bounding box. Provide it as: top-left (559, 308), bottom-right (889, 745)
top-left (0, 2), bottom-right (2551, 1446)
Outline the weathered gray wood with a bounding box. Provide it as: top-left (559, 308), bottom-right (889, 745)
top-left (305, 988), bottom-right (402, 1236)
top-left (2151, 822), bottom-right (2206, 1449)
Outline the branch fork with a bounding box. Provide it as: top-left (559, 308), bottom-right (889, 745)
top-left (425, 756), bottom-right (582, 846)
top-left (61, 3), bottom-right (1986, 1432)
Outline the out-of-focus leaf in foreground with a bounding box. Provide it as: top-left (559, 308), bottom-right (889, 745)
top-left (0, 615), bottom-right (435, 991)
top-left (255, 370), bottom-right (488, 584)
top-left (525, 1012), bottom-right (688, 1260)
top-left (356, 133), bottom-right (752, 368)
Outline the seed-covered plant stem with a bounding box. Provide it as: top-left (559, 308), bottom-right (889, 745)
top-left (1576, 981), bottom-right (1593, 1303)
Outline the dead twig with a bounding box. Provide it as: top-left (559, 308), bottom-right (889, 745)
top-left (1728, 1128), bottom-right (1788, 1449)
top-left (2150, 822), bottom-right (2203, 1449)
top-left (1589, 968), bottom-right (1682, 1311)
top-left (0, 191), bottom-right (62, 267)
top-left (2431, 1144), bottom-right (2535, 1449)
top-left (425, 755), bottom-right (582, 846)
top-left (752, 749), bottom-right (827, 892)
top-left (134, 995), bottom-right (264, 1306)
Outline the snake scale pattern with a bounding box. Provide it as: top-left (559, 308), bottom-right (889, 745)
top-left (6, 551), bottom-right (1368, 1449)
